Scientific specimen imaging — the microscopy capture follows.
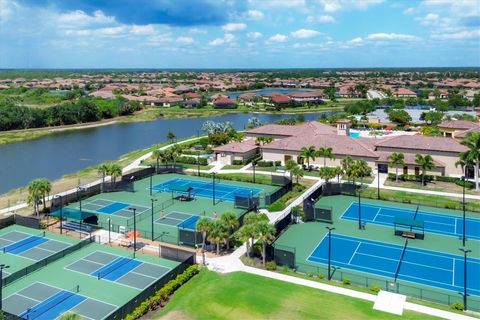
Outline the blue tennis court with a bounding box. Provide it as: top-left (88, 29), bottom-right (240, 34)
top-left (155, 211), bottom-right (201, 231)
top-left (308, 233), bottom-right (480, 295)
top-left (341, 202), bottom-right (480, 240)
top-left (80, 199), bottom-right (150, 218)
top-left (152, 178), bottom-right (262, 201)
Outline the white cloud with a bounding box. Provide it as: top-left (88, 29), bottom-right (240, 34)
top-left (431, 29), bottom-right (480, 40)
top-left (260, 0), bottom-right (306, 8)
top-left (267, 33), bottom-right (288, 43)
top-left (291, 29), bottom-right (321, 38)
top-left (0, 0), bottom-right (17, 20)
top-left (307, 15), bottom-right (335, 23)
top-left (403, 7), bottom-right (416, 15)
top-left (222, 23), bottom-right (247, 31)
top-left (349, 37), bottom-right (364, 44)
top-left (318, 0), bottom-right (384, 13)
top-left (247, 31), bottom-right (262, 39)
top-left (366, 33), bottom-right (421, 41)
top-left (247, 10), bottom-right (264, 20)
top-left (131, 24), bottom-right (156, 35)
top-left (95, 26), bottom-right (126, 36)
top-left (147, 33), bottom-right (173, 46)
top-left (189, 27), bottom-right (207, 34)
top-left (208, 33), bottom-right (236, 46)
top-left (57, 10), bottom-right (114, 26)
top-left (176, 36), bottom-right (194, 44)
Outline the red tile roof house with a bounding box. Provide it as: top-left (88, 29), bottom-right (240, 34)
top-left (212, 139), bottom-right (259, 165)
top-left (287, 91), bottom-right (325, 104)
top-left (393, 88), bottom-right (417, 98)
top-left (263, 93), bottom-right (291, 107)
top-left (241, 121), bottom-right (467, 177)
top-left (213, 97), bottom-right (236, 109)
top-left (438, 120), bottom-right (480, 138)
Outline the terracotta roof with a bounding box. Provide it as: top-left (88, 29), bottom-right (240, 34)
top-left (263, 134), bottom-right (379, 158)
top-left (287, 91), bottom-right (323, 98)
top-left (455, 127), bottom-right (480, 139)
top-left (213, 139), bottom-right (258, 153)
top-left (375, 135), bottom-right (467, 153)
top-left (247, 121), bottom-right (336, 137)
top-left (375, 151), bottom-right (445, 167)
top-left (438, 120), bottom-right (479, 130)
top-left (214, 97), bottom-right (236, 105)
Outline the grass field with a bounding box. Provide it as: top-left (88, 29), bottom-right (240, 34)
top-left (155, 270), bottom-right (440, 320)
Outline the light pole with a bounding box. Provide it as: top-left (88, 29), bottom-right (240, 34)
top-left (77, 186), bottom-right (85, 212)
top-left (212, 172), bottom-right (216, 206)
top-left (54, 195), bottom-right (64, 235)
top-left (107, 218), bottom-right (111, 244)
top-left (129, 208), bottom-right (137, 256)
top-left (0, 264), bottom-right (10, 310)
top-left (149, 169), bottom-right (153, 196)
top-left (252, 161), bottom-right (256, 184)
top-left (197, 151), bottom-right (200, 176)
top-left (377, 167), bottom-right (380, 200)
top-left (150, 198), bottom-right (157, 241)
top-left (459, 248), bottom-right (471, 311)
top-left (358, 187), bottom-right (362, 230)
top-left (461, 176), bottom-right (467, 247)
top-left (326, 227), bottom-right (335, 280)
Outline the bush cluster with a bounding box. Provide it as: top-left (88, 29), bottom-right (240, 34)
top-left (125, 265), bottom-right (199, 320)
top-left (388, 173), bottom-right (475, 189)
top-left (176, 156), bottom-right (208, 166)
top-left (256, 160), bottom-right (282, 167)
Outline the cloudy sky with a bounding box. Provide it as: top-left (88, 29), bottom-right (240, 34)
top-left (1, 0), bottom-right (479, 68)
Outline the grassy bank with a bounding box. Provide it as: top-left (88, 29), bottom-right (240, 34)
top-left (154, 269), bottom-right (440, 320)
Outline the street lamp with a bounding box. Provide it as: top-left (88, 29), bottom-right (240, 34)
top-left (326, 227), bottom-right (335, 280)
top-left (459, 248), bottom-right (472, 311)
top-left (128, 208), bottom-right (137, 256)
top-left (54, 195), bottom-right (64, 235)
top-left (377, 166), bottom-right (381, 200)
top-left (212, 172), bottom-right (216, 206)
top-left (107, 218), bottom-right (111, 244)
top-left (149, 168), bottom-right (153, 196)
top-left (461, 176), bottom-right (467, 247)
top-left (358, 187), bottom-right (363, 230)
top-left (0, 264), bottom-right (10, 310)
top-left (252, 161), bottom-right (257, 184)
top-left (150, 198), bottom-right (158, 241)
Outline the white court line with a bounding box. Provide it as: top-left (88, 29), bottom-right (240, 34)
top-left (348, 243), bottom-right (362, 265)
top-left (305, 232), bottom-right (330, 261)
top-left (13, 293), bottom-right (41, 303)
top-left (372, 207), bottom-right (382, 222)
top-left (452, 258), bottom-right (456, 286)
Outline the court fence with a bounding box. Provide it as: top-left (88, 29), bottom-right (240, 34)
top-left (294, 261), bottom-right (480, 312)
top-left (0, 214), bottom-right (15, 229)
top-left (1, 235), bottom-right (95, 288)
top-left (159, 244), bottom-right (196, 264)
top-left (107, 250), bottom-right (194, 320)
top-left (273, 244), bottom-right (296, 269)
top-left (14, 214), bottom-right (41, 229)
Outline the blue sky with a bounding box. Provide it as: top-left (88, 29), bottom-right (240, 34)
top-left (1, 0), bottom-right (479, 68)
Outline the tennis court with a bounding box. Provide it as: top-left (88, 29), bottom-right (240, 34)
top-left (3, 282), bottom-right (117, 320)
top-left (0, 230), bottom-right (73, 261)
top-left (65, 250), bottom-right (171, 290)
top-left (152, 178), bottom-right (262, 201)
top-left (155, 211), bottom-right (201, 231)
top-left (308, 233), bottom-right (480, 295)
top-left (81, 199), bottom-right (150, 219)
top-left (341, 202), bottom-right (480, 240)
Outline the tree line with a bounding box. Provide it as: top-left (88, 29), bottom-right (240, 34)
top-left (0, 97), bottom-right (141, 131)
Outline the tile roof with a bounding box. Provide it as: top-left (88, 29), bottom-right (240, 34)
top-left (375, 151), bottom-right (445, 167)
top-left (375, 135), bottom-right (467, 153)
top-left (213, 139), bottom-right (258, 153)
top-left (438, 120), bottom-right (479, 130)
top-left (246, 121), bottom-right (337, 137)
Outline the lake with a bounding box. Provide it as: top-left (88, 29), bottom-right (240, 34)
top-left (225, 88), bottom-right (313, 99)
top-left (0, 112), bottom-right (329, 194)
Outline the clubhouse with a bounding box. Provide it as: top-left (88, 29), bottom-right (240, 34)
top-left (213, 121), bottom-right (469, 177)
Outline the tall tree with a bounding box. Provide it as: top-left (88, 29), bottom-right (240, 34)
top-left (256, 221), bottom-right (276, 266)
top-left (388, 152), bottom-right (405, 183)
top-left (356, 160), bottom-right (372, 186)
top-left (461, 132), bottom-right (480, 190)
top-left (319, 167), bottom-right (336, 183)
top-left (27, 179), bottom-right (43, 216)
top-left (196, 217), bottom-right (211, 263)
top-left (291, 166), bottom-right (304, 184)
top-left (415, 154), bottom-right (435, 186)
top-left (299, 145), bottom-right (316, 170)
top-left (285, 159), bottom-right (297, 181)
top-left (97, 163), bottom-right (110, 187)
top-left (167, 132), bottom-right (176, 143)
top-left (208, 220), bottom-right (228, 255)
top-left (38, 178), bottom-right (52, 211)
top-left (317, 146), bottom-right (335, 167)
top-left (152, 149), bottom-right (168, 171)
top-left (220, 212), bottom-right (239, 250)
top-left (341, 156), bottom-right (354, 182)
top-left (108, 163), bottom-right (122, 186)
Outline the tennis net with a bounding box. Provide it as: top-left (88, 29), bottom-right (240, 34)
top-left (3, 231), bottom-right (46, 253)
top-left (25, 285), bottom-right (79, 319)
top-left (97, 254), bottom-right (135, 280)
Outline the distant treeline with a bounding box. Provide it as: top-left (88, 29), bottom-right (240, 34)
top-left (0, 97), bottom-right (141, 131)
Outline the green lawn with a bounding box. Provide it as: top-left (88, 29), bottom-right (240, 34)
top-left (154, 270), bottom-right (440, 320)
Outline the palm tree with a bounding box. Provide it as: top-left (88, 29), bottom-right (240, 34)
top-left (299, 145), bottom-right (316, 171)
top-left (456, 151), bottom-right (475, 179)
top-left (196, 217), bottom-right (211, 263)
top-left (415, 154), bottom-right (436, 186)
top-left (356, 160), bottom-right (372, 186)
top-left (169, 144), bottom-right (182, 169)
top-left (97, 163), bottom-right (110, 188)
top-left (208, 220), bottom-right (228, 255)
top-left (285, 159), bottom-right (297, 181)
top-left (291, 166), bottom-right (304, 184)
top-left (27, 179), bottom-right (43, 216)
top-left (152, 149), bottom-right (169, 171)
top-left (333, 166), bottom-right (343, 183)
top-left (341, 156), bottom-right (354, 181)
top-left (38, 178), bottom-right (52, 212)
top-left (388, 152), bottom-right (405, 183)
top-left (109, 163), bottom-right (123, 186)
top-left (256, 221), bottom-right (276, 266)
top-left (461, 132), bottom-right (480, 190)
top-left (346, 161), bottom-right (360, 184)
top-left (59, 313), bottom-right (82, 320)
top-left (235, 223), bottom-right (256, 258)
top-left (317, 147), bottom-right (335, 167)
top-left (319, 167), bottom-right (336, 183)
top-left (167, 132), bottom-right (176, 143)
top-left (220, 212), bottom-right (239, 250)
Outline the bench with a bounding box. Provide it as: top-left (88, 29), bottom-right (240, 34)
top-left (62, 222), bottom-right (92, 234)
top-left (402, 231), bottom-right (416, 239)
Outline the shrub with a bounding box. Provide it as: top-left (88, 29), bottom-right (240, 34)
top-left (125, 265), bottom-right (199, 320)
top-left (176, 156), bottom-right (208, 166)
top-left (232, 160), bottom-right (243, 165)
top-left (307, 273), bottom-right (313, 278)
top-left (274, 161), bottom-right (281, 166)
top-left (369, 285), bottom-right (381, 294)
top-left (451, 302), bottom-right (464, 311)
top-left (282, 265), bottom-right (289, 273)
top-left (342, 278), bottom-right (351, 285)
top-left (317, 274), bottom-right (325, 280)
top-left (266, 261), bottom-right (277, 271)
top-left (39, 221), bottom-right (47, 229)
top-left (257, 160), bottom-right (274, 167)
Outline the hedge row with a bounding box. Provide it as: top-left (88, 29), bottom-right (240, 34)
top-left (387, 173), bottom-right (475, 188)
top-left (125, 265), bottom-right (199, 320)
top-left (176, 156), bottom-right (208, 166)
top-left (256, 160), bottom-right (282, 167)
top-left (232, 154), bottom-right (262, 166)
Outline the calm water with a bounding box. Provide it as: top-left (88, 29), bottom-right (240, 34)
top-left (226, 88), bottom-right (313, 99)
top-left (0, 112), bottom-right (329, 194)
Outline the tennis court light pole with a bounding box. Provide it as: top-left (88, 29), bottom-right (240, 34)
top-left (358, 187), bottom-right (362, 230)
top-left (459, 248), bottom-right (471, 311)
top-left (54, 195), bottom-right (64, 235)
top-left (326, 227), bottom-right (335, 280)
top-left (461, 176), bottom-right (466, 247)
top-left (107, 218), bottom-right (111, 244)
top-left (150, 198), bottom-right (157, 241)
top-left (129, 207), bottom-right (137, 256)
top-left (252, 161), bottom-right (256, 184)
top-left (0, 264), bottom-right (10, 310)
top-left (377, 167), bottom-right (380, 200)
top-left (212, 172), bottom-right (216, 205)
top-left (197, 151), bottom-right (200, 176)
